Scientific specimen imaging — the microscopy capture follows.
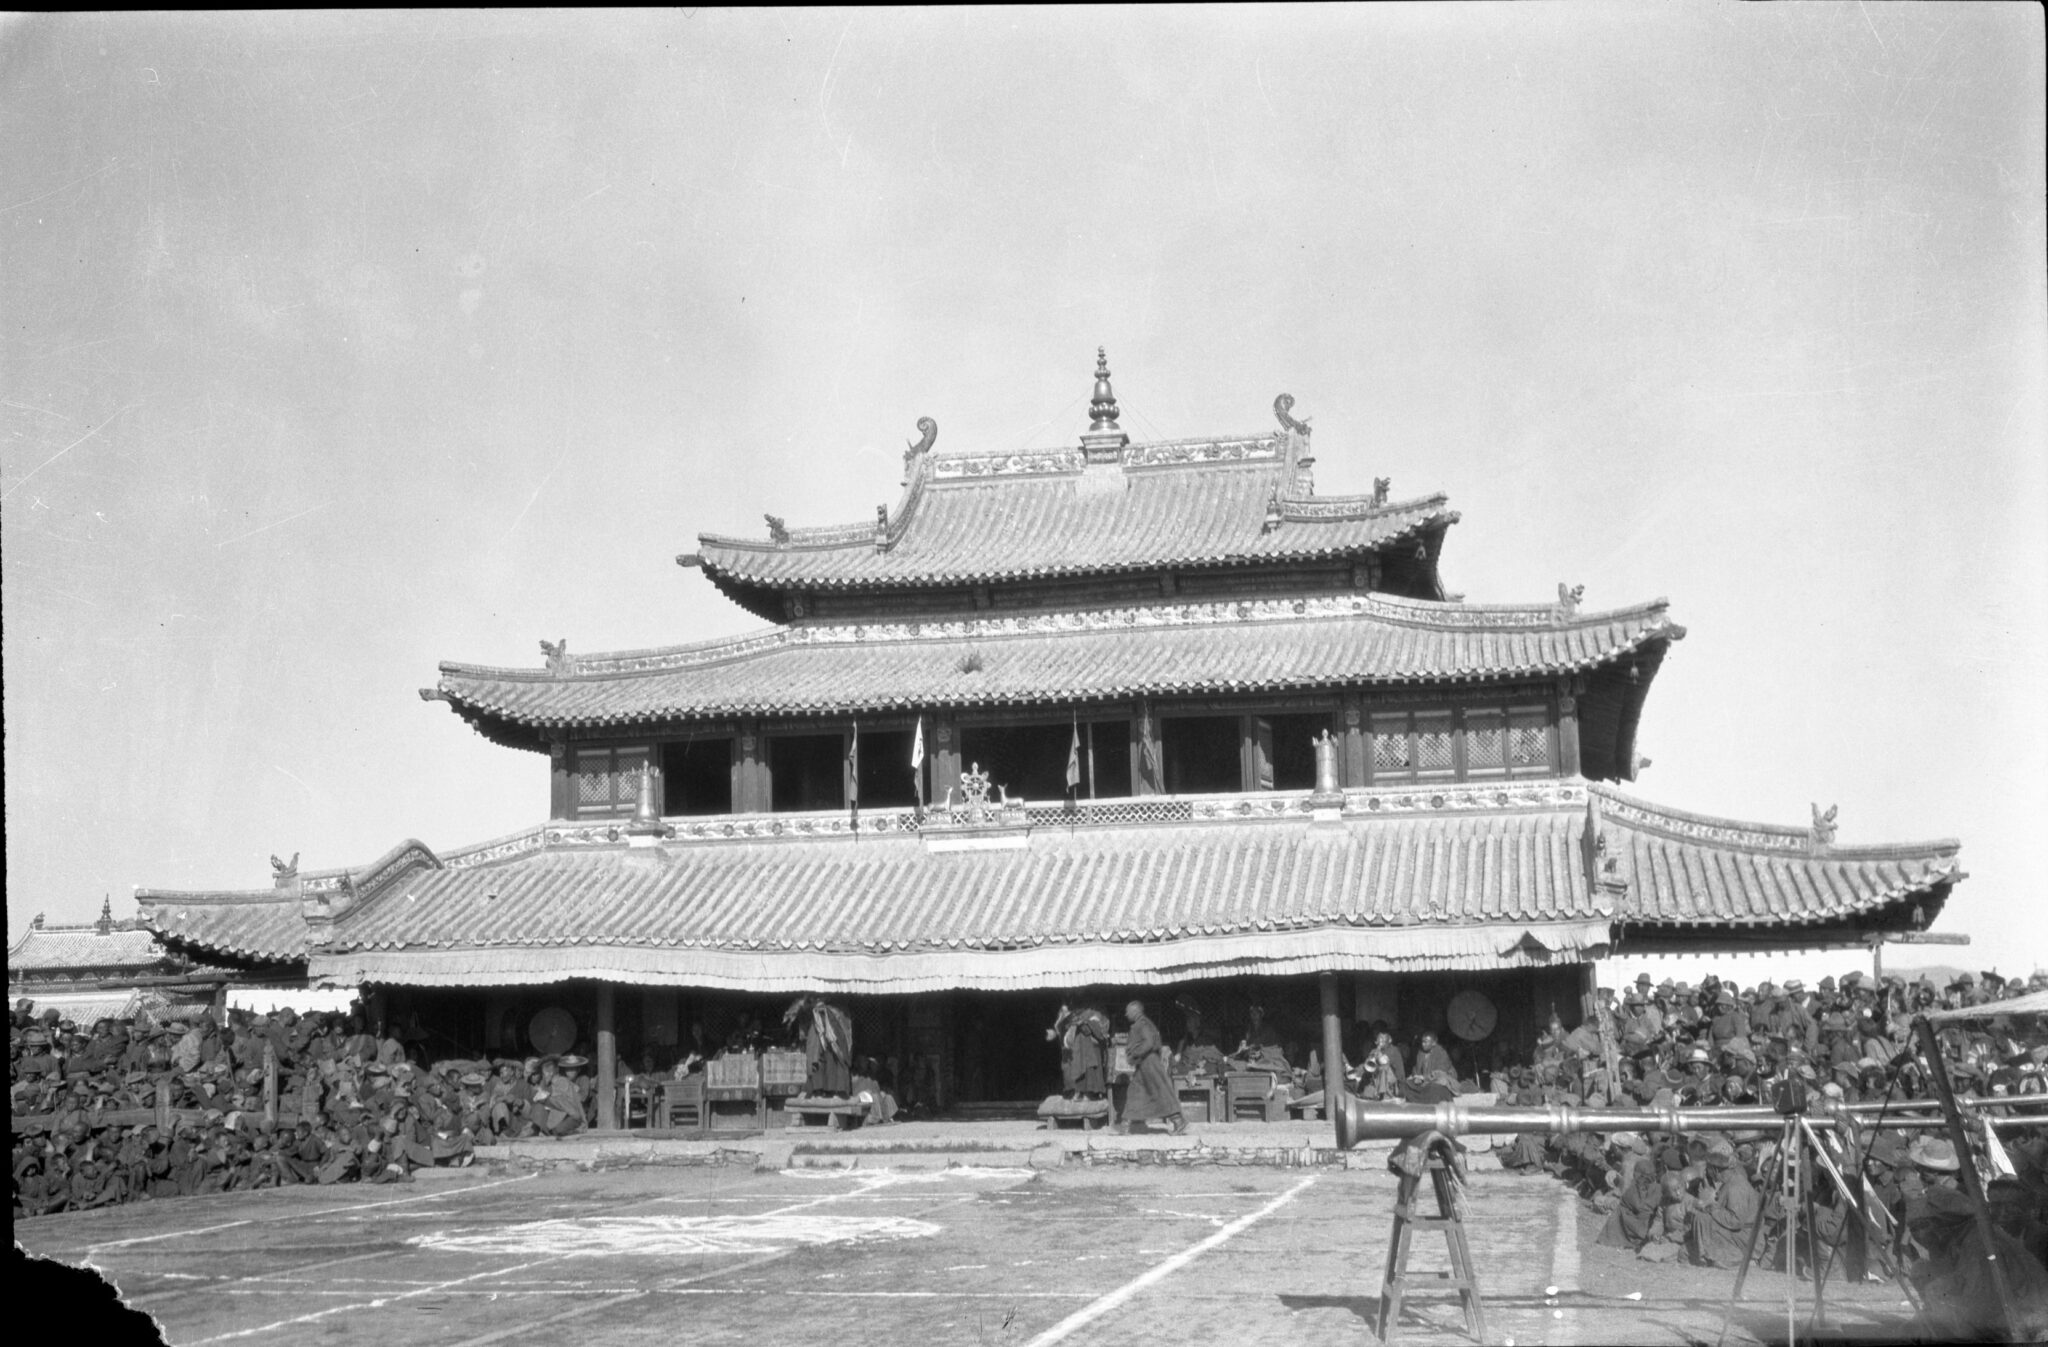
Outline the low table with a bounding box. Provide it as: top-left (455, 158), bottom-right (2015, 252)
top-left (784, 1095), bottom-right (868, 1130)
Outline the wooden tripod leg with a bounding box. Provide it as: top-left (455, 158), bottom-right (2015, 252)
top-left (1375, 1170), bottom-right (1420, 1342)
top-left (1713, 1124), bottom-right (1793, 1347)
top-left (1435, 1163), bottom-right (1489, 1344)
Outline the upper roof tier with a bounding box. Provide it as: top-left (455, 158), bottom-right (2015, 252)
top-left (427, 591), bottom-right (1685, 739)
top-left (685, 357), bottom-right (1455, 619)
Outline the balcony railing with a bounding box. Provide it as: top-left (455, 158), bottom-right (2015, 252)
top-left (437, 779), bottom-right (1590, 871)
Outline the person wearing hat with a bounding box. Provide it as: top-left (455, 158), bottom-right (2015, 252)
top-left (1708, 991), bottom-right (1750, 1050)
top-left (785, 994), bottom-right (856, 1099)
top-left (1686, 1139), bottom-right (1761, 1268)
top-left (1597, 1134), bottom-right (1663, 1253)
top-left (1048, 1002), bottom-right (1113, 1101)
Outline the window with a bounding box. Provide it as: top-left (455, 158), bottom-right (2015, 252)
top-left (1368, 703), bottom-right (1557, 783)
top-left (661, 738), bottom-right (733, 815)
top-left (572, 745), bottom-right (650, 817)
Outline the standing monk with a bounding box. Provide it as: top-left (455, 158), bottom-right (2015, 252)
top-left (1119, 1001), bottom-right (1187, 1135)
top-left (1049, 1004), bottom-right (1111, 1098)
top-left (786, 995), bottom-right (854, 1097)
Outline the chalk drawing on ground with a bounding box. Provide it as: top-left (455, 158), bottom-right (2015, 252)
top-left (412, 1213), bottom-right (942, 1257)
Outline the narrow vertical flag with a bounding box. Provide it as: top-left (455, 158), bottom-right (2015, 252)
top-left (911, 716), bottom-right (925, 818)
top-left (846, 720), bottom-right (860, 831)
top-left (1066, 714), bottom-right (1081, 797)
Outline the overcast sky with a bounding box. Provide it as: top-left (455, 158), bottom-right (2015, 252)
top-left (5, 7), bottom-right (2043, 979)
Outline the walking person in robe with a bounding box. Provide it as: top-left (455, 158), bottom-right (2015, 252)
top-left (1118, 1001), bottom-right (1187, 1135)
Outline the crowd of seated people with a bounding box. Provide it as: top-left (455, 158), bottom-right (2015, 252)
top-left (12, 992), bottom-right (905, 1217)
top-left (11, 1001), bottom-right (600, 1214)
top-left (1490, 967), bottom-right (2048, 1340)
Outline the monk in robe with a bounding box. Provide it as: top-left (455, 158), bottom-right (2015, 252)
top-left (1598, 1140), bottom-right (1662, 1251)
top-left (1687, 1143), bottom-right (1761, 1267)
top-left (1118, 1001), bottom-right (1187, 1135)
top-left (1050, 1004), bottom-right (1111, 1097)
top-left (787, 995), bottom-right (854, 1097)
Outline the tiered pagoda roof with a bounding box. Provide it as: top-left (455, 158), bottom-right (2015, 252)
top-left (429, 592), bottom-right (1685, 740)
top-left (137, 782), bottom-right (1962, 994)
top-left (690, 430), bottom-right (1454, 617)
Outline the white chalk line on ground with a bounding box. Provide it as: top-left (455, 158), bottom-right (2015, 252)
top-left (1544, 1180), bottom-right (1581, 1347)
top-left (1022, 1175), bottom-right (1318, 1347)
top-left (186, 1255), bottom-right (565, 1345)
top-left (82, 1171), bottom-right (539, 1253)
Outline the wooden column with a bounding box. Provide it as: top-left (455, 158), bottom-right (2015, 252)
top-left (263, 1043), bottom-right (279, 1125)
top-left (737, 722), bottom-right (766, 812)
top-left (1319, 973), bottom-right (1345, 1108)
top-left (549, 740), bottom-right (572, 819)
top-left (1557, 681), bottom-right (1582, 777)
top-left (1342, 695), bottom-right (1366, 787)
top-left (595, 983), bottom-right (617, 1130)
top-left (933, 715), bottom-right (961, 799)
top-left (1134, 701), bottom-right (1161, 796)
top-left (1576, 962), bottom-right (1600, 1026)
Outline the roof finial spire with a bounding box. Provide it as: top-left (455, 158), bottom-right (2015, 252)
top-left (96, 895), bottom-right (114, 935)
top-left (1088, 347), bottom-right (1121, 432)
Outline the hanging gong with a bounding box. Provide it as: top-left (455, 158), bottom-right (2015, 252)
top-left (528, 1006), bottom-right (577, 1056)
top-left (1446, 990), bottom-right (1498, 1042)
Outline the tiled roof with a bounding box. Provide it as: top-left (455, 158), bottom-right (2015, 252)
top-left (133, 783), bottom-right (1964, 993)
top-left (1590, 785), bottom-right (1963, 929)
top-left (313, 798), bottom-right (1602, 991)
top-left (691, 432), bottom-right (1455, 591)
top-left (136, 890), bottom-right (310, 964)
top-left (431, 593), bottom-right (1684, 730)
top-left (6, 924), bottom-right (171, 974)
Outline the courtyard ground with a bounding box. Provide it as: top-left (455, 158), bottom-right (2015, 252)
top-left (16, 1139), bottom-right (1927, 1347)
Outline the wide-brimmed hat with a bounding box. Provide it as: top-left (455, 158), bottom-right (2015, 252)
top-left (558, 1054), bottom-right (588, 1069)
top-left (1907, 1135), bottom-right (1960, 1171)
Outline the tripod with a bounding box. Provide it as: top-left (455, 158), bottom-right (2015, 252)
top-left (1711, 1116), bottom-right (1927, 1347)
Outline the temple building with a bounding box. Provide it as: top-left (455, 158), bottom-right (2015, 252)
top-left (137, 352), bottom-right (1964, 1118)
top-left (8, 898), bottom-right (256, 1024)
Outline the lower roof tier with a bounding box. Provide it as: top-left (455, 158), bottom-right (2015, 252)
top-left (134, 781), bottom-right (1962, 994)
top-left (426, 592), bottom-right (1685, 737)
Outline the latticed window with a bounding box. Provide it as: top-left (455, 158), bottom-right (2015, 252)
top-left (1508, 706), bottom-right (1551, 771)
top-left (572, 746), bottom-right (650, 817)
top-left (1465, 711), bottom-right (1506, 772)
top-left (1368, 703), bottom-right (1556, 782)
top-left (1372, 714), bottom-right (1414, 772)
top-left (1414, 713), bottom-right (1453, 772)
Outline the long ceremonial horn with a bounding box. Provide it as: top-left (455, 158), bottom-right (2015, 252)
top-left (1330, 1093), bottom-right (2038, 1149)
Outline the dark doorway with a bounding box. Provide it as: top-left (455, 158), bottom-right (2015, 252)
top-left (1266, 713), bottom-right (1330, 790)
top-left (958, 722), bottom-right (1070, 802)
top-left (1162, 715), bottom-right (1240, 794)
top-left (852, 728), bottom-right (918, 808)
top-left (662, 737), bottom-right (733, 815)
top-left (769, 733), bottom-right (844, 812)
top-left (954, 992), bottom-right (1065, 1101)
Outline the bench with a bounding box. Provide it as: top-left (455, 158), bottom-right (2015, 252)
top-left (784, 1095), bottom-right (867, 1130)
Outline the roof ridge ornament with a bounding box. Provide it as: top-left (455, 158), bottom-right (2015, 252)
top-left (540, 638), bottom-right (575, 676)
top-left (903, 416), bottom-right (937, 484)
top-left (1080, 347), bottom-right (1129, 463)
top-left (1555, 583), bottom-right (1585, 618)
top-left (96, 895), bottom-right (115, 935)
top-left (1810, 803), bottom-right (1838, 851)
top-left (1089, 348), bottom-right (1121, 431)
top-left (1273, 393), bottom-right (1312, 437)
